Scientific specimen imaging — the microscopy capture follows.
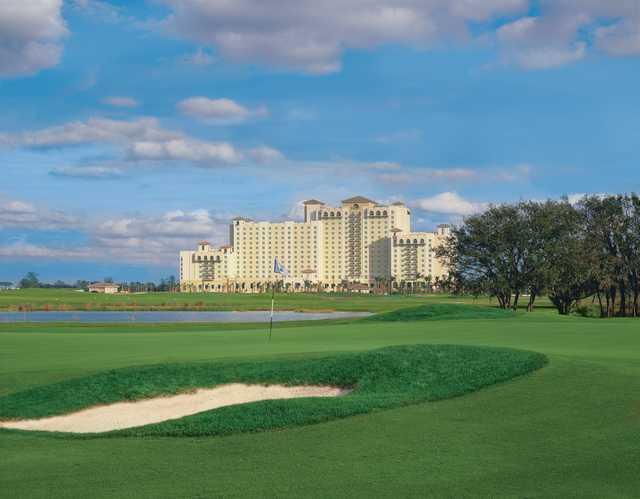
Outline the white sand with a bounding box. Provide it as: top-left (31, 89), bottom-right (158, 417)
top-left (0, 383), bottom-right (349, 434)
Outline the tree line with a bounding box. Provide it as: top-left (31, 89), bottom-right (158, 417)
top-left (9, 273), bottom-right (179, 293)
top-left (437, 194), bottom-right (640, 317)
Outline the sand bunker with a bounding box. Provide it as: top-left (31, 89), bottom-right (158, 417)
top-left (0, 384), bottom-right (349, 434)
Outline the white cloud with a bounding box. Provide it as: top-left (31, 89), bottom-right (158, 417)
top-left (493, 1), bottom-right (640, 69)
top-left (248, 146), bottom-right (285, 164)
top-left (1, 200), bottom-right (36, 214)
top-left (596, 20), bottom-right (640, 57)
top-left (177, 97), bottom-right (268, 124)
top-left (287, 200), bottom-right (306, 221)
top-left (377, 168), bottom-right (478, 184)
top-left (0, 203), bottom-right (231, 265)
top-left (495, 11), bottom-right (589, 69)
top-left (70, 0), bottom-right (127, 24)
top-left (49, 165), bottom-right (125, 179)
top-left (181, 48), bottom-right (216, 66)
top-left (375, 164), bottom-right (532, 185)
top-left (0, 243), bottom-right (94, 259)
top-left (159, 0), bottom-right (528, 74)
top-left (412, 192), bottom-right (487, 216)
top-left (0, 197), bottom-right (81, 229)
top-left (6, 117), bottom-right (179, 147)
top-left (156, 0), bottom-right (640, 73)
top-left (0, 0), bottom-right (68, 77)
top-left (492, 164), bottom-right (532, 181)
top-left (511, 42), bottom-right (586, 70)
top-left (102, 96), bottom-right (140, 108)
top-left (3, 116), bottom-right (280, 170)
top-left (90, 209), bottom-right (231, 264)
top-left (128, 139), bottom-right (242, 164)
top-left (496, 16), bottom-right (538, 43)
top-left (363, 161), bottom-right (402, 170)
top-left (97, 210), bottom-right (224, 239)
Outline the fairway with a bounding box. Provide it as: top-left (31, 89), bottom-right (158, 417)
top-left (1, 297), bottom-right (639, 498)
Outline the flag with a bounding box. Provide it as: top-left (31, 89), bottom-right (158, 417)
top-left (270, 257), bottom-right (288, 342)
top-left (274, 257), bottom-right (289, 277)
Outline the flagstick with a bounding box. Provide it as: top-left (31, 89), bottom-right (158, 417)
top-left (269, 280), bottom-right (275, 341)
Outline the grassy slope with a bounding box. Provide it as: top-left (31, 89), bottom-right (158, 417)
top-left (367, 302), bottom-right (515, 321)
top-left (0, 345), bottom-right (545, 437)
top-left (0, 303), bottom-right (639, 497)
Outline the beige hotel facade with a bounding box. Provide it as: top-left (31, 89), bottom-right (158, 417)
top-left (179, 196), bottom-right (451, 292)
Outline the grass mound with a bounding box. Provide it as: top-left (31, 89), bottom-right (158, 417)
top-left (0, 345), bottom-right (546, 438)
top-left (368, 303), bottom-right (514, 322)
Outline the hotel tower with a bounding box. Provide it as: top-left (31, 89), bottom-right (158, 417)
top-left (179, 196), bottom-right (450, 292)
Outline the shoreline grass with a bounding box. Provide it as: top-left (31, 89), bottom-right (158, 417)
top-left (0, 288), bottom-right (559, 313)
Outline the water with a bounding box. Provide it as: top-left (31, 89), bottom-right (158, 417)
top-left (0, 310), bottom-right (372, 323)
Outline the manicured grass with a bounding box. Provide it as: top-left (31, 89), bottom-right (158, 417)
top-left (1, 296), bottom-right (639, 497)
top-left (367, 303), bottom-right (515, 321)
top-left (0, 287), bottom-right (553, 312)
top-left (0, 288), bottom-right (425, 312)
top-left (0, 344), bottom-right (546, 437)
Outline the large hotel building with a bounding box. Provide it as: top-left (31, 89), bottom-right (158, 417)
top-left (179, 196), bottom-right (450, 292)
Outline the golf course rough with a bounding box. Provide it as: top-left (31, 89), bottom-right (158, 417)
top-left (0, 344), bottom-right (547, 438)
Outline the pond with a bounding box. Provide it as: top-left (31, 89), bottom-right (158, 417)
top-left (0, 310), bottom-right (372, 323)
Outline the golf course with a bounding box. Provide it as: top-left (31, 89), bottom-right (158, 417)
top-left (1, 290), bottom-right (639, 498)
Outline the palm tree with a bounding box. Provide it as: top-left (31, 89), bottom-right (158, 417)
top-left (425, 274), bottom-right (433, 293)
top-left (389, 275), bottom-right (397, 294)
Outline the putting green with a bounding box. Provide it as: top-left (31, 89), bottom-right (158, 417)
top-left (0, 344), bottom-right (546, 438)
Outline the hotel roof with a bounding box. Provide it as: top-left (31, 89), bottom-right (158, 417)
top-left (341, 196), bottom-right (376, 204)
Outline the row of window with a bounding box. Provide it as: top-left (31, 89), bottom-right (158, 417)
top-left (320, 209), bottom-right (391, 218)
top-left (195, 255), bottom-right (222, 261)
top-left (398, 238), bottom-right (429, 245)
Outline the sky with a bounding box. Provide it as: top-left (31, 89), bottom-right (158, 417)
top-left (1, 0), bottom-right (640, 283)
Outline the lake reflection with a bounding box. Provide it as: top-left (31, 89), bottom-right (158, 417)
top-left (1, 310), bottom-right (371, 323)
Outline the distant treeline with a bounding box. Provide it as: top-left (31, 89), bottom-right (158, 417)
top-left (438, 194), bottom-right (640, 317)
top-left (9, 273), bottom-right (179, 293)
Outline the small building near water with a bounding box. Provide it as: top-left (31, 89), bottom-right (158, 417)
top-left (88, 282), bottom-right (120, 294)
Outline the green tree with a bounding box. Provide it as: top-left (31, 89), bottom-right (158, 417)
top-left (544, 201), bottom-right (597, 315)
top-left (581, 194), bottom-right (640, 317)
top-left (19, 272), bottom-right (40, 289)
top-left (74, 280), bottom-right (89, 290)
top-left (437, 204), bottom-right (530, 310)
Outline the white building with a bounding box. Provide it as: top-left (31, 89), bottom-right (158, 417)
top-left (179, 196), bottom-right (451, 292)
top-left (88, 282), bottom-right (120, 294)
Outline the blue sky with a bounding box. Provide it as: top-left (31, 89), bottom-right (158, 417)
top-left (1, 0), bottom-right (639, 282)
